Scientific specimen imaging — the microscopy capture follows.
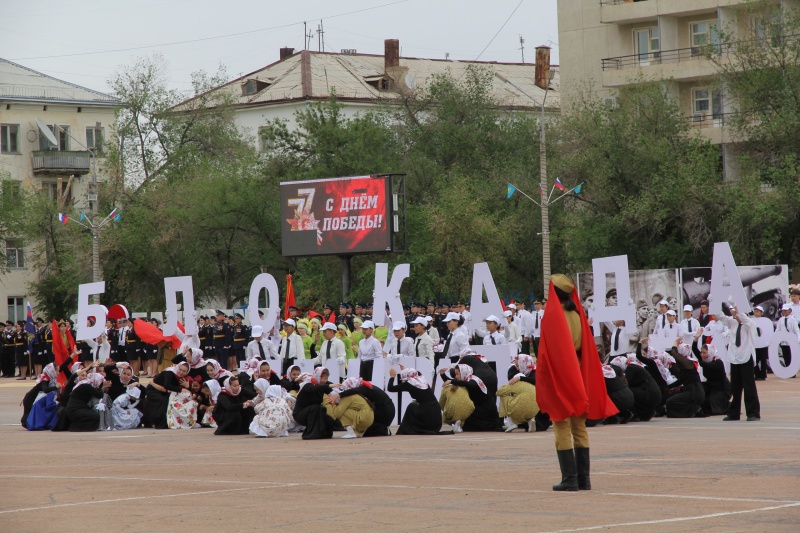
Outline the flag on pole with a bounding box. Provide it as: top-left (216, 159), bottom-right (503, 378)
top-left (108, 207), bottom-right (118, 220)
top-left (58, 213), bottom-right (68, 225)
top-left (284, 274), bottom-right (296, 320)
top-left (25, 302), bottom-right (36, 354)
top-left (79, 211), bottom-right (87, 222)
top-left (506, 184), bottom-right (517, 199)
top-left (573, 182), bottom-right (584, 194)
top-left (113, 211), bottom-right (122, 221)
top-left (554, 178), bottom-right (565, 191)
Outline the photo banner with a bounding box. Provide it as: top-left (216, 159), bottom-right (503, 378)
top-left (280, 175), bottom-right (392, 257)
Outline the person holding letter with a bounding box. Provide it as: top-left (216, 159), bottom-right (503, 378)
top-left (715, 302), bottom-right (761, 421)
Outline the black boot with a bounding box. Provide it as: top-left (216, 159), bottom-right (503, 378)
top-left (575, 447), bottom-right (591, 490)
top-left (552, 449), bottom-right (579, 491)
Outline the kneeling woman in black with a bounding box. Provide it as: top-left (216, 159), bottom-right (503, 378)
top-left (699, 345), bottom-right (731, 416)
top-left (293, 367), bottom-right (338, 440)
top-left (443, 364), bottom-right (501, 432)
top-left (213, 376), bottom-right (256, 435)
top-left (388, 366), bottom-right (442, 434)
top-left (665, 343), bottom-right (705, 418)
top-left (66, 373), bottom-right (109, 431)
top-left (145, 361), bottom-right (191, 429)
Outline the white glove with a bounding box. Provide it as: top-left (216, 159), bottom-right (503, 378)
top-left (95, 403), bottom-right (106, 412)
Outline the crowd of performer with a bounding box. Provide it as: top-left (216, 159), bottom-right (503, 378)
top-left (18, 289), bottom-right (779, 439)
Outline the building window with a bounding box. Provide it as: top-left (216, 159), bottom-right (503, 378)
top-left (692, 88), bottom-right (723, 123)
top-left (754, 12), bottom-right (782, 46)
top-left (39, 125), bottom-right (70, 151)
top-left (41, 181), bottom-right (71, 205)
top-left (634, 27), bottom-right (660, 64)
top-left (7, 297), bottom-right (24, 323)
top-left (86, 126), bottom-right (103, 154)
top-left (5, 240), bottom-right (25, 269)
top-left (1, 124), bottom-right (19, 154)
top-left (691, 21), bottom-right (720, 54)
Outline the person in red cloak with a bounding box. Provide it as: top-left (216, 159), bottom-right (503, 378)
top-left (537, 274), bottom-right (618, 491)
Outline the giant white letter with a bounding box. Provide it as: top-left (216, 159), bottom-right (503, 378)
top-left (591, 255), bottom-right (636, 333)
top-left (248, 273), bottom-right (280, 333)
top-left (768, 331), bottom-right (800, 379)
top-left (163, 276), bottom-right (197, 336)
top-left (469, 263), bottom-right (504, 336)
top-left (708, 242), bottom-right (750, 316)
top-left (373, 263), bottom-right (410, 327)
top-left (76, 281), bottom-right (106, 341)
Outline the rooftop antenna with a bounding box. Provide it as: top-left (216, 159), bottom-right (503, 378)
top-left (317, 20), bottom-right (325, 52)
top-left (445, 52), bottom-right (450, 60)
top-left (519, 35), bottom-right (525, 63)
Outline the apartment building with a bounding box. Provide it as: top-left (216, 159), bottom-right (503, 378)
top-left (0, 58), bottom-right (119, 322)
top-left (557, 0), bottom-right (799, 180)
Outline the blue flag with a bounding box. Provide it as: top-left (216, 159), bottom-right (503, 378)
top-left (573, 182), bottom-right (584, 194)
top-left (79, 211), bottom-right (87, 222)
top-left (507, 184), bottom-right (517, 199)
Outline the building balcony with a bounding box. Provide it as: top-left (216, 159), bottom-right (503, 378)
top-left (600, 0), bottom-right (748, 24)
top-left (31, 150), bottom-right (91, 175)
top-left (601, 45), bottom-right (727, 86)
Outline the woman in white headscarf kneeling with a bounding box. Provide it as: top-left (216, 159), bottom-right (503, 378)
top-left (112, 386), bottom-right (144, 430)
top-left (165, 362), bottom-right (200, 429)
top-left (387, 366), bottom-right (442, 435)
top-left (497, 354), bottom-right (539, 432)
top-left (250, 379), bottom-right (294, 437)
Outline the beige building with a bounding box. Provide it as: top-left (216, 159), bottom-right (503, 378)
top-left (0, 58), bottom-right (118, 322)
top-left (557, 0), bottom-right (799, 179)
top-left (176, 39), bottom-right (560, 151)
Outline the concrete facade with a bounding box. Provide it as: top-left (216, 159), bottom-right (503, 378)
top-left (557, 0), bottom-right (798, 180)
top-left (0, 59), bottom-right (118, 322)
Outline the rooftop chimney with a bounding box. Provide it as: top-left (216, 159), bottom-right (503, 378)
top-left (385, 39), bottom-right (400, 70)
top-left (280, 47), bottom-right (295, 60)
top-left (535, 45), bottom-right (551, 90)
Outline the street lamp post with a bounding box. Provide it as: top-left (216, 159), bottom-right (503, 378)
top-left (539, 86), bottom-right (551, 298)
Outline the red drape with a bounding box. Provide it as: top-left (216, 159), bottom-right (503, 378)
top-left (51, 319), bottom-right (76, 385)
top-left (284, 274), bottom-right (296, 320)
top-left (535, 282), bottom-right (618, 422)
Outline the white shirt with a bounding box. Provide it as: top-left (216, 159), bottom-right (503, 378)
top-left (775, 315), bottom-right (800, 341)
top-left (789, 301), bottom-right (800, 321)
top-left (532, 309), bottom-right (544, 338)
top-left (482, 331), bottom-right (507, 346)
top-left (606, 323), bottom-right (629, 356)
top-left (503, 320), bottom-right (521, 347)
top-left (387, 335), bottom-right (414, 358)
top-left (658, 321), bottom-right (681, 341)
top-left (413, 332), bottom-right (435, 362)
top-left (679, 318), bottom-right (702, 343)
top-left (277, 332), bottom-right (305, 361)
top-left (117, 326), bottom-right (129, 346)
top-left (517, 309), bottom-right (533, 337)
top-left (246, 338), bottom-right (278, 361)
top-left (427, 327), bottom-right (440, 344)
top-left (358, 335), bottom-right (384, 361)
top-left (443, 330), bottom-right (470, 359)
top-left (717, 313), bottom-right (756, 365)
top-left (651, 313), bottom-right (669, 335)
top-left (317, 337), bottom-right (346, 365)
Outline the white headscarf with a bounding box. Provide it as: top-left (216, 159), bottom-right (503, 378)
top-left (187, 347), bottom-right (206, 368)
top-left (74, 372), bottom-right (104, 389)
top-left (610, 356), bottom-right (628, 372)
top-left (703, 344), bottom-right (720, 362)
top-left (515, 354), bottom-right (536, 376)
top-left (243, 358), bottom-right (262, 377)
top-left (205, 359), bottom-right (232, 380)
top-left (167, 361), bottom-right (190, 376)
top-left (602, 365), bottom-right (617, 379)
top-left (265, 384), bottom-right (284, 399)
top-left (37, 363), bottom-right (59, 384)
top-left (204, 379), bottom-right (221, 403)
top-left (456, 364), bottom-right (487, 394)
top-left (399, 368), bottom-right (429, 389)
top-left (254, 378), bottom-right (270, 397)
top-left (221, 376), bottom-right (241, 397)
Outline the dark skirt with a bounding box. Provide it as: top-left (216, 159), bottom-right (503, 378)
top-left (27, 393), bottom-right (59, 430)
top-left (702, 386), bottom-right (731, 416)
top-left (21, 383), bottom-right (46, 427)
top-left (666, 382), bottom-right (705, 418)
top-left (397, 400), bottom-right (442, 435)
top-left (293, 405), bottom-right (334, 440)
top-left (66, 401), bottom-right (100, 432)
top-left (145, 387), bottom-right (170, 429)
top-left (213, 405), bottom-right (255, 435)
top-left (464, 400), bottom-right (502, 432)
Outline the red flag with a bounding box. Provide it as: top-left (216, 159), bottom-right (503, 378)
top-left (307, 310), bottom-right (322, 320)
top-left (51, 319), bottom-right (76, 385)
top-left (535, 281), bottom-right (618, 422)
top-left (500, 299), bottom-right (507, 312)
top-left (284, 274), bottom-right (296, 320)
top-left (132, 318), bottom-right (166, 345)
top-left (325, 311), bottom-right (337, 324)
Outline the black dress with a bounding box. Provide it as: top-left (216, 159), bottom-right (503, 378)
top-left (449, 378), bottom-right (502, 431)
top-left (387, 377), bottom-right (442, 434)
top-left (624, 364), bottom-right (662, 421)
top-left (104, 365), bottom-right (125, 401)
top-left (213, 390), bottom-right (256, 435)
top-left (604, 366), bottom-right (635, 423)
top-left (293, 383), bottom-right (334, 440)
top-left (145, 371), bottom-right (184, 429)
top-left (280, 377), bottom-right (301, 395)
top-left (66, 384), bottom-right (104, 432)
top-left (458, 356), bottom-right (498, 397)
top-left (665, 350), bottom-right (705, 418)
top-left (52, 359), bottom-right (81, 432)
top-left (699, 358), bottom-right (731, 416)
top-left (339, 385), bottom-right (394, 437)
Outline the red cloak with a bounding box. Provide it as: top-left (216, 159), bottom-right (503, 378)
top-left (536, 281), bottom-right (618, 422)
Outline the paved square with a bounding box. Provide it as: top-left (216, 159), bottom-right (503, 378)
top-left (0, 378), bottom-right (797, 532)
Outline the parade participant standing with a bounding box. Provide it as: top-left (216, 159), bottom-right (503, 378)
top-left (410, 317), bottom-right (434, 364)
top-left (775, 303), bottom-right (799, 370)
top-left (716, 303), bottom-right (761, 421)
top-left (277, 319), bottom-right (305, 375)
top-left (230, 313), bottom-right (249, 370)
top-left (532, 300), bottom-right (544, 356)
top-left (606, 320), bottom-right (629, 360)
top-left (537, 274), bottom-right (617, 492)
top-left (357, 321), bottom-right (383, 380)
top-left (245, 325), bottom-right (278, 361)
top-left (212, 311), bottom-right (230, 370)
top-left (752, 306), bottom-right (772, 380)
top-left (386, 322), bottom-right (414, 363)
top-left (316, 322), bottom-right (346, 370)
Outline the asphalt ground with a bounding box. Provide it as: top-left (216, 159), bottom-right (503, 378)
top-left (0, 377), bottom-right (798, 532)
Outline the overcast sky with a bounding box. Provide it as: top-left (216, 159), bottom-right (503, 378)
top-left (0, 0), bottom-right (559, 96)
